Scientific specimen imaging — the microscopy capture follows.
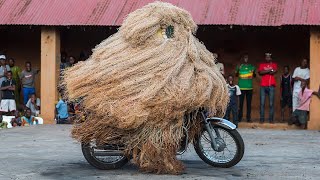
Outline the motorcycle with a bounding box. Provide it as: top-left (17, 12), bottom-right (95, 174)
top-left (81, 109), bottom-right (245, 170)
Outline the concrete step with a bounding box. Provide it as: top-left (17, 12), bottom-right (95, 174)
top-left (238, 122), bottom-right (302, 130)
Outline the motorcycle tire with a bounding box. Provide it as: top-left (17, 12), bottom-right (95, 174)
top-left (194, 126), bottom-right (244, 168)
top-left (81, 143), bottom-right (129, 170)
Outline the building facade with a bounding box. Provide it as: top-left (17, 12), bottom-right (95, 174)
top-left (0, 0), bottom-right (320, 129)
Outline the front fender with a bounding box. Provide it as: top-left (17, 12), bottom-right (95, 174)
top-left (206, 117), bottom-right (236, 130)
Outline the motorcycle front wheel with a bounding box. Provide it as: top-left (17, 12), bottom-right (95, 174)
top-left (81, 142), bottom-right (128, 170)
top-left (194, 126), bottom-right (244, 168)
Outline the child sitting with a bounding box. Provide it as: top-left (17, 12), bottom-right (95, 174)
top-left (224, 75), bottom-right (241, 127)
top-left (289, 81), bottom-right (320, 129)
top-left (56, 97), bottom-right (70, 124)
top-left (10, 111), bottom-right (22, 127)
top-left (0, 115), bottom-right (8, 129)
top-left (25, 94), bottom-right (40, 116)
top-left (21, 108), bottom-right (38, 125)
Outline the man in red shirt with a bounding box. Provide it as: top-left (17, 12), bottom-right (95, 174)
top-left (258, 53), bottom-right (278, 123)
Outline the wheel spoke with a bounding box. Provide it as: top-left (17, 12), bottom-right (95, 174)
top-left (199, 128), bottom-right (237, 163)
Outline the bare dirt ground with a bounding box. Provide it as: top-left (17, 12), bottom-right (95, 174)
top-left (0, 125), bottom-right (320, 180)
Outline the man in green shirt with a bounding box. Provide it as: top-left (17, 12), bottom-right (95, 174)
top-left (8, 58), bottom-right (22, 105)
top-left (235, 54), bottom-right (256, 122)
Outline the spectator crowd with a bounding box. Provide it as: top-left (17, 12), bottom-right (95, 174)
top-left (218, 52), bottom-right (320, 129)
top-left (0, 54), bottom-right (42, 129)
top-left (0, 51), bottom-right (81, 129)
top-left (1, 51), bottom-right (319, 130)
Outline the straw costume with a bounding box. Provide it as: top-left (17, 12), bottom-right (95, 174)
top-left (62, 1), bottom-right (228, 174)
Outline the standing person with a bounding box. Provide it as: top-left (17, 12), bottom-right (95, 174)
top-left (60, 51), bottom-right (68, 70)
top-left (213, 53), bottom-right (225, 76)
top-left (280, 66), bottom-right (293, 122)
top-left (292, 58), bottom-right (310, 112)
top-left (0, 55), bottom-right (11, 101)
top-left (0, 71), bottom-right (16, 115)
top-left (224, 75), bottom-right (241, 127)
top-left (289, 81), bottom-right (320, 129)
top-left (20, 62), bottom-right (40, 105)
top-left (8, 58), bottom-right (22, 105)
top-left (79, 50), bottom-right (90, 61)
top-left (258, 53), bottom-right (278, 123)
top-left (235, 54), bottom-right (256, 122)
top-left (65, 56), bottom-right (77, 68)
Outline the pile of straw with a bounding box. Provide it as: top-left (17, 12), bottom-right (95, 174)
top-left (62, 1), bottom-right (228, 174)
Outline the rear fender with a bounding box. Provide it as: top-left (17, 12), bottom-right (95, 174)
top-left (206, 117), bottom-right (236, 130)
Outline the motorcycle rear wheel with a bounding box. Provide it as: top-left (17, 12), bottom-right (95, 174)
top-left (81, 142), bottom-right (128, 170)
top-left (194, 126), bottom-right (244, 168)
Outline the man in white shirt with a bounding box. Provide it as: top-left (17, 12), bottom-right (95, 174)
top-left (26, 93), bottom-right (41, 116)
top-left (213, 53), bottom-right (225, 76)
top-left (292, 58), bottom-right (310, 111)
top-left (0, 55), bottom-right (11, 102)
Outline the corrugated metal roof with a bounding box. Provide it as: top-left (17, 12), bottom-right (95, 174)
top-left (0, 0), bottom-right (320, 26)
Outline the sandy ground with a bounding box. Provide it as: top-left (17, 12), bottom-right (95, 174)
top-left (0, 125), bottom-right (320, 180)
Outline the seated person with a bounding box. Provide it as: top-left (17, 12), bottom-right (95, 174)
top-left (67, 103), bottom-right (76, 124)
top-left (0, 115), bottom-right (8, 129)
top-left (56, 97), bottom-right (70, 124)
top-left (21, 108), bottom-right (38, 125)
top-left (68, 102), bottom-right (75, 115)
top-left (289, 81), bottom-right (320, 129)
top-left (25, 93), bottom-right (40, 116)
top-left (10, 111), bottom-right (28, 127)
